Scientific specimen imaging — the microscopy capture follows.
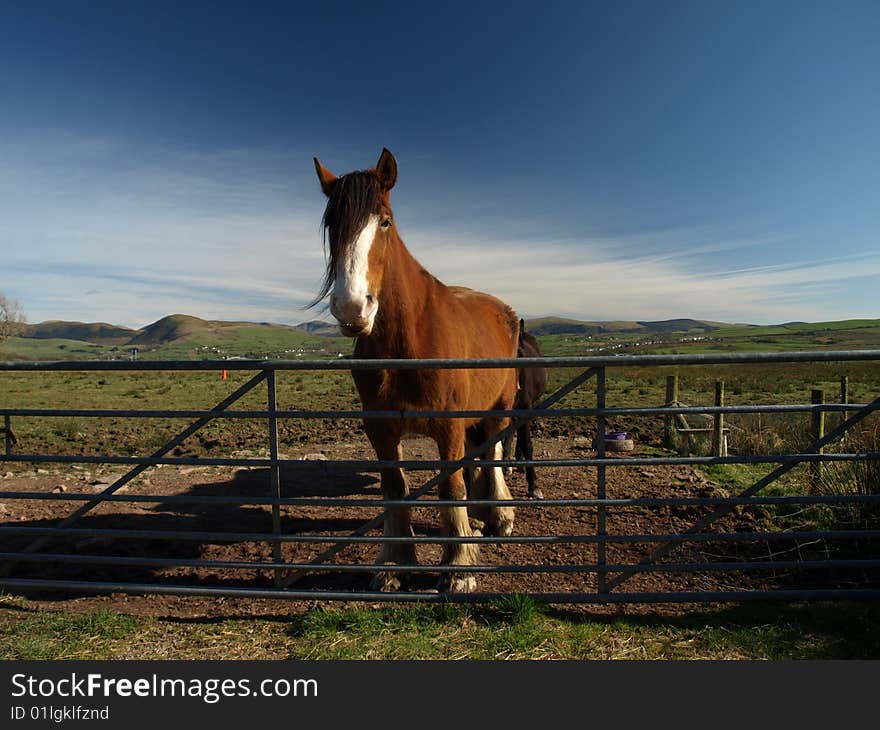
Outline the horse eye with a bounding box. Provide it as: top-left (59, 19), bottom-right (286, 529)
top-left (381, 218), bottom-right (392, 229)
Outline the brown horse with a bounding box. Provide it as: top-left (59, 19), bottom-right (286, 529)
top-left (313, 148), bottom-right (519, 593)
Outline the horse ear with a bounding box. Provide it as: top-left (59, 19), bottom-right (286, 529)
top-left (376, 148), bottom-right (397, 192)
top-left (314, 157), bottom-right (338, 197)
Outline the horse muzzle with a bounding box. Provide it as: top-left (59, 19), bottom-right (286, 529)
top-left (330, 295), bottom-right (377, 338)
top-left (338, 321), bottom-right (373, 337)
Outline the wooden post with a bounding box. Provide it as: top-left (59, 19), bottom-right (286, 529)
top-left (3, 415), bottom-right (12, 456)
top-left (712, 380), bottom-right (725, 457)
top-left (810, 389), bottom-right (825, 491)
top-left (840, 376), bottom-right (849, 442)
top-left (664, 374), bottom-right (679, 449)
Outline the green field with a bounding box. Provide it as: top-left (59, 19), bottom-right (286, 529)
top-left (1, 316), bottom-right (879, 469)
top-left (537, 318), bottom-right (880, 357)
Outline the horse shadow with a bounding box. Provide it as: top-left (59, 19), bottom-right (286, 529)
top-left (169, 460), bottom-right (381, 508)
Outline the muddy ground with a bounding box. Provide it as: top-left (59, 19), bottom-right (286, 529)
top-left (0, 422), bottom-right (808, 621)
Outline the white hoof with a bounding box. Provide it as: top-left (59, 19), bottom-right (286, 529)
top-left (369, 571), bottom-right (402, 592)
top-left (487, 507), bottom-right (515, 537)
top-left (438, 573), bottom-right (477, 593)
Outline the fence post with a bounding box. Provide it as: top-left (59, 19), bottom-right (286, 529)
top-left (712, 380), bottom-right (725, 457)
top-left (3, 415), bottom-right (12, 456)
top-left (596, 367), bottom-right (607, 596)
top-left (267, 369), bottom-right (283, 586)
top-left (664, 374), bottom-right (679, 449)
top-left (840, 376), bottom-right (849, 443)
top-left (811, 388), bottom-right (825, 490)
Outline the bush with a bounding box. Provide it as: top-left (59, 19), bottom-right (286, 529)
top-left (815, 420), bottom-right (880, 530)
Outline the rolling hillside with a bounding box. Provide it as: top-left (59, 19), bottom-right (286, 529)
top-left (3, 314), bottom-right (351, 361)
top-left (3, 314), bottom-right (878, 361)
top-left (24, 321), bottom-right (136, 345)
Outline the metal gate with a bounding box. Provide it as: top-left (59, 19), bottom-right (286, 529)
top-left (1, 350), bottom-right (879, 603)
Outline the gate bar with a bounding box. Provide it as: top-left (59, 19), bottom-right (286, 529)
top-left (4, 451), bottom-right (878, 470)
top-left (2, 577), bottom-right (880, 603)
top-left (4, 490), bottom-right (880, 508)
top-left (3, 402), bottom-right (876, 420)
top-left (4, 552), bottom-right (880, 574)
top-left (7, 524), bottom-right (876, 545)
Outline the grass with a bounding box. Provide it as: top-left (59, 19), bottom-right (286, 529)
top-left (0, 597), bottom-right (140, 660)
top-left (287, 600), bottom-right (880, 659)
top-left (3, 595), bottom-right (880, 660)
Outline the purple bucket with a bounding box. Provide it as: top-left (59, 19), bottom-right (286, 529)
top-left (604, 431), bottom-right (628, 440)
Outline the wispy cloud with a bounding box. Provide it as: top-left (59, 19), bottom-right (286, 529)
top-left (0, 131), bottom-right (330, 326)
top-left (408, 227), bottom-right (879, 324)
top-left (1, 130), bottom-right (875, 328)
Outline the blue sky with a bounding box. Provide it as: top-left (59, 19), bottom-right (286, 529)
top-left (1, 1), bottom-right (878, 327)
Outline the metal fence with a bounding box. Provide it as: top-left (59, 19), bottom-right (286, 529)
top-left (1, 350), bottom-right (880, 604)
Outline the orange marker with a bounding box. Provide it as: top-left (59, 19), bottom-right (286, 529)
top-left (221, 370), bottom-right (227, 380)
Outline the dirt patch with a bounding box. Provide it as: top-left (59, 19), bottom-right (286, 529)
top-left (0, 432), bottom-right (783, 620)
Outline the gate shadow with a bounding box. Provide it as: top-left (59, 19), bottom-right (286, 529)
top-left (0, 462), bottom-right (424, 600)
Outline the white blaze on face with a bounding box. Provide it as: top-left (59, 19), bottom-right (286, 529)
top-left (331, 214), bottom-right (380, 331)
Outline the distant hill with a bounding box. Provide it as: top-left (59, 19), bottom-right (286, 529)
top-left (636, 318), bottom-right (727, 333)
top-left (128, 314), bottom-right (208, 346)
top-left (7, 313), bottom-right (350, 361)
top-left (523, 317), bottom-right (729, 336)
top-left (24, 320), bottom-right (137, 345)
top-left (17, 314), bottom-right (733, 347)
top-left (294, 320), bottom-right (340, 337)
top-left (126, 313), bottom-right (319, 347)
top-left (523, 317), bottom-right (638, 336)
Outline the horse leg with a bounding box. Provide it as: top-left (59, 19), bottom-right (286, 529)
top-left (365, 427), bottom-right (416, 592)
top-left (502, 429), bottom-right (515, 477)
top-left (520, 422), bottom-right (543, 499)
top-left (464, 430), bottom-right (489, 533)
top-left (464, 425), bottom-right (485, 499)
top-left (479, 418), bottom-right (516, 537)
top-left (514, 424), bottom-right (526, 473)
top-left (436, 424), bottom-right (480, 593)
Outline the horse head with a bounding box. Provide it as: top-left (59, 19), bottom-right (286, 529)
top-left (313, 148), bottom-right (398, 337)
